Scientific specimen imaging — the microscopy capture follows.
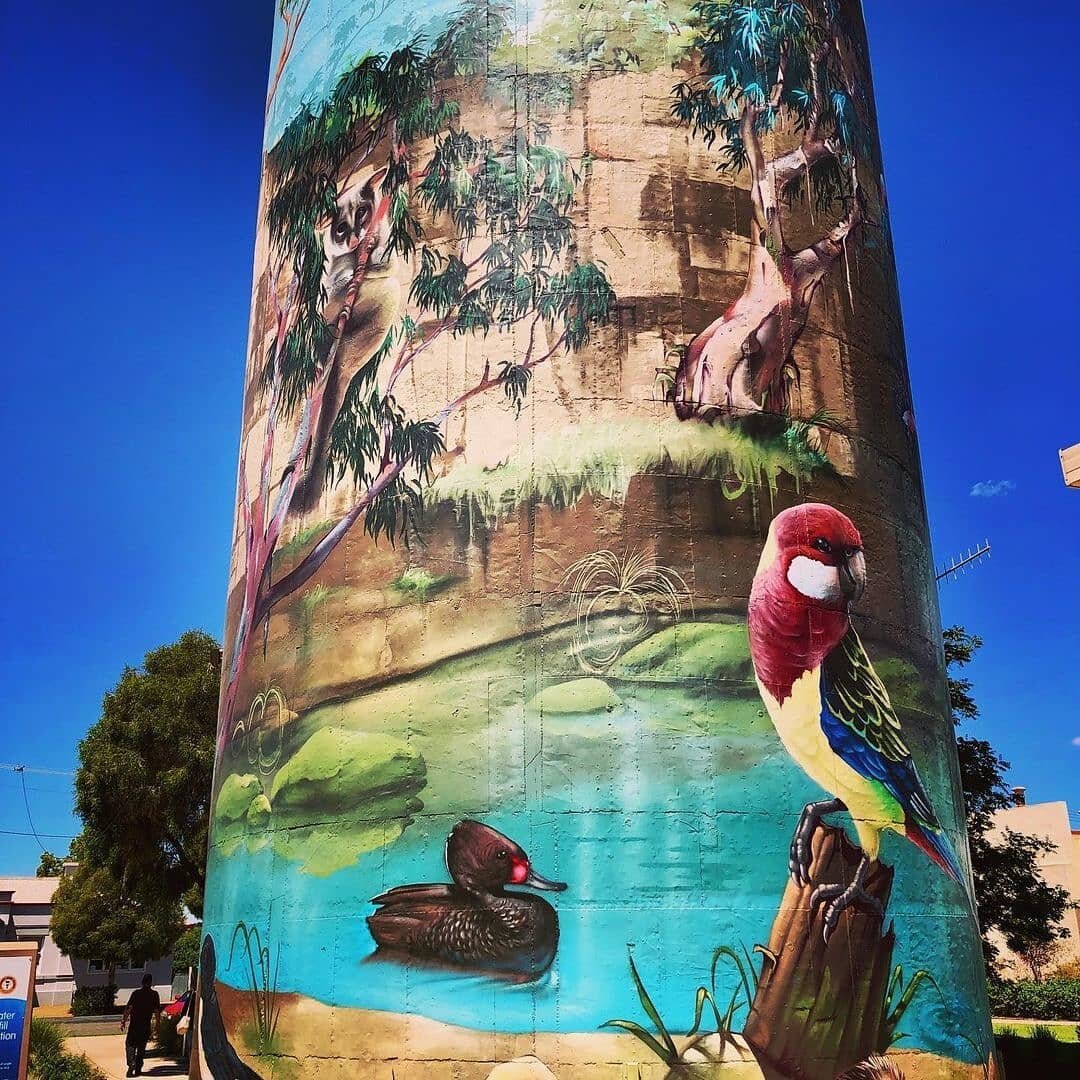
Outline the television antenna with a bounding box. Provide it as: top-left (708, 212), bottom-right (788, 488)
top-left (935, 541), bottom-right (991, 584)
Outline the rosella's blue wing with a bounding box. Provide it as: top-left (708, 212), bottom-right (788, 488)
top-left (819, 626), bottom-right (939, 832)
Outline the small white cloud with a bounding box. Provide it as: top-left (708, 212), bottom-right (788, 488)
top-left (1073, 737), bottom-right (1080, 747)
top-left (970, 480), bottom-right (1015, 498)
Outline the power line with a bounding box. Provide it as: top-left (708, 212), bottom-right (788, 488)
top-left (0, 763), bottom-right (76, 777)
top-left (0, 830), bottom-right (75, 840)
top-left (16, 767), bottom-right (49, 853)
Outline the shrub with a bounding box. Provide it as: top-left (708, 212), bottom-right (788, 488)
top-left (1052, 956), bottom-right (1080, 980)
top-left (987, 978), bottom-right (1080, 1021)
top-left (32, 1052), bottom-right (106, 1080)
top-left (70, 985), bottom-right (118, 1016)
top-left (28, 1017), bottom-right (67, 1074)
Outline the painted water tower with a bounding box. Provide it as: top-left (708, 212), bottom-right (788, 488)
top-left (195, 3), bottom-right (998, 1078)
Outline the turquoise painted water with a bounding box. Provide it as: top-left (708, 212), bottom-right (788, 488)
top-left (202, 619), bottom-right (989, 1064)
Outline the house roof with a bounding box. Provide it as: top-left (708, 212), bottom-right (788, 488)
top-left (0, 877), bottom-right (60, 904)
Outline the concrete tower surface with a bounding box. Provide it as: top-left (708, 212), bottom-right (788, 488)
top-left (195, 3), bottom-right (998, 1078)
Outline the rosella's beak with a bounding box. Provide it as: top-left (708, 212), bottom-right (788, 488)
top-left (523, 867), bottom-right (567, 892)
top-left (839, 550), bottom-right (866, 605)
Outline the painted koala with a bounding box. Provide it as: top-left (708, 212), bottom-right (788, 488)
top-left (320, 166), bottom-right (394, 324)
top-left (293, 166), bottom-right (405, 512)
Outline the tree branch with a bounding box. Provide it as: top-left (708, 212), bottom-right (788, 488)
top-left (259, 328), bottom-right (568, 618)
top-left (742, 106), bottom-right (785, 254)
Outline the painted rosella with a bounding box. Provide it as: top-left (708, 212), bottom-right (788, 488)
top-left (748, 503), bottom-right (964, 939)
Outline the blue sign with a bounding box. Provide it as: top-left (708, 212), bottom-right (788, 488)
top-left (0, 951), bottom-right (34, 1080)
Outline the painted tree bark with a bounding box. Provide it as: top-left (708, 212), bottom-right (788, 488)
top-left (744, 826), bottom-right (895, 1080)
top-left (673, 46), bottom-right (863, 422)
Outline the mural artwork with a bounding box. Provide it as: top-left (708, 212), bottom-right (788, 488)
top-left (195, 2), bottom-right (999, 1079)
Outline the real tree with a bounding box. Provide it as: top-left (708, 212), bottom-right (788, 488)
top-left (51, 839), bottom-right (182, 986)
top-left (35, 851), bottom-right (65, 877)
top-left (74, 630), bottom-right (220, 917)
top-left (945, 625), bottom-right (1074, 977)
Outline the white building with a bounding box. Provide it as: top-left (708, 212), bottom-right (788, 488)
top-left (989, 794), bottom-right (1080, 978)
top-left (0, 875), bottom-right (173, 1007)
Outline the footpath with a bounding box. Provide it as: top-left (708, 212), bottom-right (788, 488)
top-left (69, 1034), bottom-right (186, 1080)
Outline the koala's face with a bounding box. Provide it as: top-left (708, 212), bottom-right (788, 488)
top-left (321, 167), bottom-right (392, 304)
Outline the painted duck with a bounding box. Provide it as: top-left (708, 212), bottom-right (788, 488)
top-left (367, 819), bottom-right (567, 978)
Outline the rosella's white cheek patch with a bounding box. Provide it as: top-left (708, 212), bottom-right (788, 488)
top-left (787, 555), bottom-right (841, 600)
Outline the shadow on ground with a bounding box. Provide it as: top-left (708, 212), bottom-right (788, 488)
top-left (996, 1033), bottom-right (1080, 1074)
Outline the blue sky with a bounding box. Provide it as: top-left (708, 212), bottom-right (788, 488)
top-left (0, 1), bottom-right (1077, 873)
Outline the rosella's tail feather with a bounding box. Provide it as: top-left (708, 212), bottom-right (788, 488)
top-left (905, 818), bottom-right (963, 885)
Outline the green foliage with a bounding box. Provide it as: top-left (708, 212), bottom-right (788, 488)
top-left (389, 567), bottom-right (454, 602)
top-left (879, 966), bottom-right (943, 1049)
top-left (430, 413), bottom-right (830, 527)
top-left (945, 625), bottom-right (1076, 974)
top-left (673, 0), bottom-right (866, 202)
top-left (70, 985), bottom-right (118, 1017)
top-left (215, 773), bottom-right (265, 825)
top-left (36, 851), bottom-right (65, 877)
top-left (977, 827), bottom-right (1073, 974)
top-left (602, 948), bottom-right (681, 1066)
top-left (266, 4), bottom-right (612, 552)
top-left (1052, 956), bottom-right (1080, 980)
top-left (323, 129), bottom-right (614, 546)
top-left (74, 630), bottom-right (220, 917)
top-left (265, 1), bottom-right (510, 409)
top-left (29, 1017), bottom-right (67, 1069)
top-left (29, 1044), bottom-right (106, 1080)
top-left (602, 943), bottom-right (771, 1067)
top-left (229, 923), bottom-right (281, 1058)
top-left (988, 979), bottom-right (1080, 1022)
top-left (943, 625), bottom-right (982, 723)
top-left (493, 0), bottom-right (696, 75)
top-left (171, 924), bottom-right (202, 973)
top-left (52, 854), bottom-right (182, 983)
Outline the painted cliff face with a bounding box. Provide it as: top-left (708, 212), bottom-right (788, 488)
top-left (195, 3), bottom-right (997, 1079)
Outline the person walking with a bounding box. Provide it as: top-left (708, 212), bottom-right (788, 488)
top-left (120, 974), bottom-right (161, 1077)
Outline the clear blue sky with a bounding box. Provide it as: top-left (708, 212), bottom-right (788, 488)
top-left (0, 1), bottom-right (1077, 873)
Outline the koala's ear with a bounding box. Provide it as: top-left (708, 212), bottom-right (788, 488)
top-left (366, 167), bottom-right (390, 195)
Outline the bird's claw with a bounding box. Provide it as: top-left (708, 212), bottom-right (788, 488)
top-left (810, 872), bottom-right (885, 943)
top-left (789, 822), bottom-right (814, 888)
top-left (789, 798), bottom-right (845, 888)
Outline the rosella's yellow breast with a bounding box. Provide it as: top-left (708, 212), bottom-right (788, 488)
top-left (757, 667), bottom-right (904, 857)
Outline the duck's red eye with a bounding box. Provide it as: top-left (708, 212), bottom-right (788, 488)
top-left (508, 855), bottom-right (529, 884)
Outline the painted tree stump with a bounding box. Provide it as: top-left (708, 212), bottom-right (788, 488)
top-left (744, 826), bottom-right (895, 1080)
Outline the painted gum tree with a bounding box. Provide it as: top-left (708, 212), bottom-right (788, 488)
top-left (265, 0), bottom-right (311, 117)
top-left (221, 4), bottom-right (614, 757)
top-left (671, 0), bottom-right (873, 422)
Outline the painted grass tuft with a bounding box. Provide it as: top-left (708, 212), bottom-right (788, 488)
top-left (430, 414), bottom-right (832, 525)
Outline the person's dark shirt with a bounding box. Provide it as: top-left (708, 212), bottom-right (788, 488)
top-left (126, 987), bottom-right (161, 1038)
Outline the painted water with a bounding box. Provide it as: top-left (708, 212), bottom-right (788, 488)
top-left (202, 617), bottom-right (989, 1064)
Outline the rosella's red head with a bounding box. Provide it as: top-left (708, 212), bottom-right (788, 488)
top-left (748, 503), bottom-right (866, 701)
top-left (445, 820), bottom-right (567, 896)
top-left (760, 503), bottom-right (866, 610)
